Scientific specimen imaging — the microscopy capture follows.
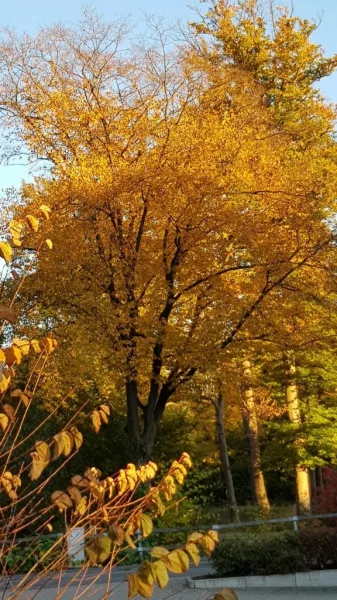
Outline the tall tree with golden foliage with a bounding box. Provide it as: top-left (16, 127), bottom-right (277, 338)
top-left (0, 1), bottom-right (336, 461)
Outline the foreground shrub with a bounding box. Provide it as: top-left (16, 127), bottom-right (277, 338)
top-left (211, 531), bottom-right (303, 577)
top-left (299, 528), bottom-right (337, 571)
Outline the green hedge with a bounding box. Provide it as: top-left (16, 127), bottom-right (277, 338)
top-left (211, 528), bottom-right (337, 577)
top-left (4, 537), bottom-right (63, 574)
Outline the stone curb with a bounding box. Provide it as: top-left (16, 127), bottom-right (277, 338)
top-left (186, 568), bottom-right (337, 590)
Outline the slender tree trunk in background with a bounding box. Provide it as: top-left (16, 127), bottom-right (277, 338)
top-left (242, 360), bottom-right (270, 513)
top-left (310, 470), bottom-right (317, 500)
top-left (316, 466), bottom-right (324, 490)
top-left (284, 350), bottom-right (311, 514)
top-left (215, 388), bottom-right (240, 523)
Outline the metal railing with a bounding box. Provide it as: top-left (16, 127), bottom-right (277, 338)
top-left (6, 511), bottom-right (337, 562)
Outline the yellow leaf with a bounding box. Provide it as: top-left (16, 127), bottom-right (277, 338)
top-left (151, 560), bottom-right (169, 588)
top-left (3, 404), bottom-right (15, 423)
top-left (151, 547), bottom-right (169, 559)
top-left (30, 339), bottom-right (41, 354)
top-left (39, 204), bottom-right (51, 220)
top-left (187, 532), bottom-right (203, 543)
top-left (99, 408), bottom-right (109, 424)
top-left (4, 346), bottom-right (22, 367)
top-left (0, 413), bottom-right (9, 431)
top-left (108, 523), bottom-right (124, 546)
top-left (46, 523), bottom-right (53, 533)
top-left (13, 338), bottom-right (30, 356)
top-left (26, 214), bottom-right (39, 232)
top-left (138, 577), bottom-right (154, 599)
top-left (76, 496), bottom-right (87, 516)
top-left (45, 239), bottom-right (53, 249)
top-left (39, 204), bottom-right (52, 213)
top-left (98, 534), bottom-right (111, 561)
top-left (207, 530), bottom-right (219, 543)
top-left (100, 403), bottom-right (110, 416)
top-left (127, 573), bottom-right (139, 600)
top-left (181, 452), bottom-right (192, 469)
top-left (85, 544), bottom-right (98, 565)
top-left (62, 430), bottom-right (74, 457)
top-left (51, 490), bottom-right (73, 511)
top-left (71, 474), bottom-right (90, 489)
top-left (214, 590), bottom-right (239, 600)
top-left (39, 337), bottom-right (54, 355)
top-left (29, 441), bottom-right (51, 480)
top-left (53, 432), bottom-right (65, 459)
top-left (91, 409), bottom-right (101, 434)
top-left (0, 242), bottom-right (12, 263)
top-left (125, 532), bottom-right (136, 550)
top-left (0, 375), bottom-right (11, 394)
top-left (67, 485), bottom-right (82, 505)
top-left (185, 542), bottom-right (200, 566)
top-left (12, 238), bottom-right (21, 247)
top-left (166, 550), bottom-right (189, 574)
top-left (9, 220), bottom-right (23, 238)
top-left (139, 513), bottom-right (153, 538)
top-left (0, 306), bottom-right (16, 323)
top-left (200, 534), bottom-right (215, 556)
top-left (70, 426), bottom-right (83, 450)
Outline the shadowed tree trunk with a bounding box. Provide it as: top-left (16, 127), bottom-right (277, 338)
top-left (242, 360), bottom-right (270, 513)
top-left (284, 350), bottom-right (311, 514)
top-left (214, 386), bottom-right (240, 523)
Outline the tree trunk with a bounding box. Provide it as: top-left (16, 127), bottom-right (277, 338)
top-left (242, 360), bottom-right (270, 513)
top-left (215, 388), bottom-right (240, 522)
top-left (284, 350), bottom-right (311, 514)
top-left (316, 466), bottom-right (324, 489)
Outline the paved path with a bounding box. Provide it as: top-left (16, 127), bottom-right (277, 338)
top-left (1, 576), bottom-right (336, 600)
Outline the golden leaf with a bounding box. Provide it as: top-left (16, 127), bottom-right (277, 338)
top-left (125, 532), bottom-right (136, 550)
top-left (9, 220), bottom-right (23, 238)
top-left (85, 544), bottom-right (98, 565)
top-left (100, 403), bottom-right (110, 416)
top-left (91, 409), bottom-right (101, 434)
top-left (185, 542), bottom-right (200, 566)
top-left (67, 485), bottom-right (82, 505)
top-left (3, 404), bottom-right (15, 423)
top-left (207, 530), bottom-right (219, 542)
top-left (4, 346), bottom-right (22, 367)
top-left (139, 513), bottom-right (153, 538)
top-left (98, 535), bottom-right (111, 561)
top-left (0, 242), bottom-right (12, 263)
top-left (45, 239), bottom-right (53, 249)
top-left (166, 550), bottom-right (189, 574)
top-left (0, 376), bottom-right (11, 394)
top-left (99, 408), bottom-right (109, 424)
top-left (214, 590), bottom-right (238, 600)
top-left (29, 441), bottom-right (51, 481)
top-left (0, 306), bottom-right (16, 323)
top-left (70, 426), bottom-right (83, 450)
top-left (108, 523), bottom-right (124, 546)
top-left (138, 577), bottom-right (154, 599)
top-left (26, 214), bottom-right (39, 232)
top-left (181, 452), bottom-right (192, 469)
top-left (39, 337), bottom-right (54, 355)
top-left (76, 496), bottom-right (87, 516)
top-left (13, 338), bottom-right (30, 356)
top-left (53, 433), bottom-right (65, 459)
top-left (0, 413), bottom-right (9, 432)
top-left (127, 573), bottom-right (139, 600)
top-left (30, 339), bottom-right (41, 354)
top-left (46, 523), bottom-right (53, 533)
top-left (151, 547), bottom-right (169, 559)
top-left (62, 430), bottom-right (74, 457)
top-left (71, 474), bottom-right (90, 488)
top-left (200, 534), bottom-right (215, 556)
top-left (187, 532), bottom-right (203, 543)
top-left (51, 490), bottom-right (73, 511)
top-left (39, 205), bottom-right (51, 220)
top-left (151, 560), bottom-right (169, 589)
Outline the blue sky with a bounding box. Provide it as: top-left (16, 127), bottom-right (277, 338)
top-left (0, 0), bottom-right (336, 191)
